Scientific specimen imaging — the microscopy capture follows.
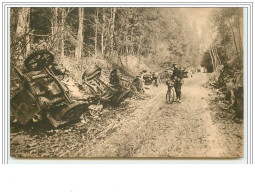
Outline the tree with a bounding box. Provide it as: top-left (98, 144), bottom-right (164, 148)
top-left (60, 8), bottom-right (65, 57)
top-left (211, 8), bottom-right (243, 69)
top-left (16, 8), bottom-right (31, 58)
top-left (75, 7), bottom-right (84, 59)
top-left (101, 8), bottom-right (105, 55)
top-left (95, 8), bottom-right (99, 57)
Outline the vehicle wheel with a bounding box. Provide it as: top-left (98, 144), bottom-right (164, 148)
top-left (24, 50), bottom-right (54, 71)
top-left (60, 102), bottom-right (89, 121)
top-left (166, 88), bottom-right (175, 104)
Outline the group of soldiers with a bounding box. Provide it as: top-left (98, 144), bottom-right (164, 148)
top-left (109, 62), bottom-right (184, 103)
top-left (109, 68), bottom-right (145, 94)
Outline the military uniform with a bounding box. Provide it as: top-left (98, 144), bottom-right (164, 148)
top-left (171, 67), bottom-right (183, 80)
top-left (110, 69), bottom-right (121, 89)
top-left (152, 72), bottom-right (159, 86)
top-left (171, 66), bottom-right (184, 102)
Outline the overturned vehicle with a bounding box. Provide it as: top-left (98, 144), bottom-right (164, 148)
top-left (81, 65), bottom-right (131, 107)
top-left (11, 50), bottom-right (90, 128)
top-left (11, 50), bottom-right (131, 128)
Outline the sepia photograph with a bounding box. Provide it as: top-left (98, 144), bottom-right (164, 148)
top-left (9, 7), bottom-right (244, 159)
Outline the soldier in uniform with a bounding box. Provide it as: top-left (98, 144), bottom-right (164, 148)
top-left (171, 63), bottom-right (184, 103)
top-left (152, 72), bottom-right (159, 87)
top-left (109, 68), bottom-right (121, 89)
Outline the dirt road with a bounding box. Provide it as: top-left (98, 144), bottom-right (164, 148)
top-left (10, 73), bottom-right (243, 158)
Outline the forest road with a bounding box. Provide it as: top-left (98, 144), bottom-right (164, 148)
top-left (10, 73), bottom-right (243, 158)
top-left (82, 73), bottom-right (243, 158)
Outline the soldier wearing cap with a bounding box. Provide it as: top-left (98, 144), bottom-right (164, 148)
top-left (171, 63), bottom-right (184, 103)
top-left (171, 63), bottom-right (183, 80)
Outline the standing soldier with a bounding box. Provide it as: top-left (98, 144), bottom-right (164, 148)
top-left (152, 72), bottom-right (159, 87)
top-left (171, 63), bottom-right (184, 103)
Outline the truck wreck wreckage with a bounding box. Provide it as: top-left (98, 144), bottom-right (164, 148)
top-left (11, 50), bottom-right (90, 128)
top-left (82, 65), bottom-right (131, 107)
top-left (11, 50), bottom-right (131, 128)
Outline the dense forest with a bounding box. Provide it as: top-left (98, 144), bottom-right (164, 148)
top-left (201, 8), bottom-right (243, 74)
top-left (10, 8), bottom-right (202, 77)
top-left (205, 8), bottom-right (243, 118)
top-left (10, 7), bottom-right (243, 113)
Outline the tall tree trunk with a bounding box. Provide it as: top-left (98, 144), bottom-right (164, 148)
top-left (110, 8), bottom-right (116, 54)
top-left (25, 8), bottom-right (30, 57)
top-left (237, 14), bottom-right (243, 63)
top-left (60, 8), bottom-right (65, 58)
top-left (101, 8), bottom-right (105, 55)
top-left (214, 45), bottom-right (221, 65)
top-left (222, 27), bottom-right (228, 61)
top-left (209, 46), bottom-right (215, 72)
top-left (227, 20), bottom-right (241, 66)
top-left (75, 8), bottom-right (84, 59)
top-left (212, 45), bottom-right (219, 71)
top-left (52, 8), bottom-right (58, 35)
top-left (130, 26), bottom-right (134, 55)
top-left (51, 8), bottom-right (58, 51)
top-left (16, 8), bottom-right (30, 58)
top-left (211, 45), bottom-right (216, 71)
top-left (95, 8), bottom-right (98, 58)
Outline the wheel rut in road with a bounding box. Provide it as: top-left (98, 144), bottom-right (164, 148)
top-left (84, 73), bottom-right (241, 158)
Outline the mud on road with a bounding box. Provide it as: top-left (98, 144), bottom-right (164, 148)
top-left (10, 73), bottom-right (243, 158)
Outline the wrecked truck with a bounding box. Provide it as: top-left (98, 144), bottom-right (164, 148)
top-left (11, 50), bottom-right (90, 128)
top-left (82, 65), bottom-right (131, 106)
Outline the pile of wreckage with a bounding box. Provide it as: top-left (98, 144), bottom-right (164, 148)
top-left (11, 50), bottom-right (135, 128)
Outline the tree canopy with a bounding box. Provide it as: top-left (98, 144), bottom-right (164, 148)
top-left (11, 7), bottom-right (203, 70)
